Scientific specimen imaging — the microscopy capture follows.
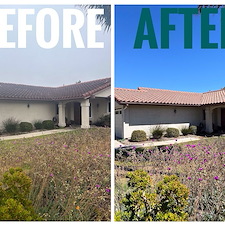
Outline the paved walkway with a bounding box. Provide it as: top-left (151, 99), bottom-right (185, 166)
top-left (0, 128), bottom-right (74, 141)
top-left (115, 136), bottom-right (201, 149)
top-left (1, 130), bottom-right (202, 146)
top-left (114, 140), bottom-right (125, 148)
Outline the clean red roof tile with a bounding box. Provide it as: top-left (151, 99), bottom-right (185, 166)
top-left (115, 87), bottom-right (202, 106)
top-left (202, 89), bottom-right (225, 105)
top-left (115, 87), bottom-right (225, 106)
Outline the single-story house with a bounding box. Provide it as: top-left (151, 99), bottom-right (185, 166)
top-left (0, 77), bottom-right (111, 129)
top-left (115, 86), bottom-right (225, 139)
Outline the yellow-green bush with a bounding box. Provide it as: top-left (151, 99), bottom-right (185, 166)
top-left (0, 168), bottom-right (42, 221)
top-left (127, 169), bottom-right (152, 190)
top-left (115, 170), bottom-right (189, 221)
top-left (156, 175), bottom-right (189, 221)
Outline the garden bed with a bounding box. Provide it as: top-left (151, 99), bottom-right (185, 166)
top-left (117, 134), bottom-right (203, 148)
top-left (0, 127), bottom-right (111, 221)
top-left (115, 137), bottom-right (225, 221)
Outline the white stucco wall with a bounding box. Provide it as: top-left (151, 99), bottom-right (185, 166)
top-left (123, 123), bottom-right (190, 139)
top-left (116, 104), bottom-right (203, 139)
top-left (94, 87), bottom-right (111, 98)
top-left (90, 97), bottom-right (110, 123)
top-left (0, 100), bottom-right (56, 129)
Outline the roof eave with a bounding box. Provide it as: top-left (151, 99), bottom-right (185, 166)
top-left (116, 101), bottom-right (201, 107)
top-left (202, 102), bottom-right (225, 106)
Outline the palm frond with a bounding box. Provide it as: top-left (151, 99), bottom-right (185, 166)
top-left (81, 5), bottom-right (111, 32)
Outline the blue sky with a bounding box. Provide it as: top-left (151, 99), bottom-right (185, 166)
top-left (115, 5), bottom-right (225, 93)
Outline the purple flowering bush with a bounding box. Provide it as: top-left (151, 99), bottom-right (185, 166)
top-left (0, 128), bottom-right (110, 221)
top-left (115, 137), bottom-right (225, 221)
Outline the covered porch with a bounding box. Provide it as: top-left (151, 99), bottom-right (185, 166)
top-left (56, 96), bottom-right (110, 129)
top-left (204, 105), bottom-right (225, 133)
top-left (57, 99), bottom-right (90, 128)
top-left (53, 81), bottom-right (111, 129)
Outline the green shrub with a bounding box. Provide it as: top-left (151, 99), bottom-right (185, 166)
top-left (131, 130), bottom-right (146, 142)
top-left (155, 175), bottom-right (189, 221)
top-left (0, 168), bottom-right (42, 221)
top-left (117, 170), bottom-right (156, 221)
top-left (33, 120), bottom-right (43, 130)
top-left (126, 169), bottom-right (152, 190)
top-left (115, 211), bottom-right (129, 221)
top-left (116, 170), bottom-right (189, 221)
top-left (152, 126), bottom-right (165, 139)
top-left (95, 114), bottom-right (110, 127)
top-left (189, 125), bottom-right (197, 135)
top-left (3, 118), bottom-right (19, 133)
top-left (181, 127), bottom-right (190, 136)
top-left (166, 128), bottom-right (180, 138)
top-left (42, 120), bottom-right (54, 130)
top-left (19, 122), bottom-right (33, 132)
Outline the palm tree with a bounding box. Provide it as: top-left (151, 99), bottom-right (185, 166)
top-left (82, 5), bottom-right (111, 31)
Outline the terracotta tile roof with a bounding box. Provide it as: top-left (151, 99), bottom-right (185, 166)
top-left (202, 89), bottom-right (225, 105)
top-left (54, 77), bottom-right (111, 100)
top-left (0, 83), bottom-right (54, 101)
top-left (115, 87), bottom-right (225, 106)
top-left (0, 78), bottom-right (110, 101)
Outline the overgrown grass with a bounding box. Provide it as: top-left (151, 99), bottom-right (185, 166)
top-left (0, 128), bottom-right (111, 221)
top-left (115, 137), bottom-right (225, 221)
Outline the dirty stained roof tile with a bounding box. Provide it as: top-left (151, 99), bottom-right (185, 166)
top-left (0, 78), bottom-right (110, 101)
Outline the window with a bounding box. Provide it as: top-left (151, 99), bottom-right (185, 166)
top-left (115, 110), bottom-right (122, 114)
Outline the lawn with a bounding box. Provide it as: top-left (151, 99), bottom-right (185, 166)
top-left (0, 128), bottom-right (111, 221)
top-left (115, 137), bottom-right (225, 221)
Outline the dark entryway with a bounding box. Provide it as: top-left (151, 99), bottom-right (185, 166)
top-left (74, 102), bottom-right (81, 125)
top-left (221, 108), bottom-right (225, 130)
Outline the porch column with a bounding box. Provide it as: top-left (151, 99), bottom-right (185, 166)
top-left (81, 99), bottom-right (90, 128)
top-left (205, 107), bottom-right (213, 133)
top-left (58, 102), bottom-right (66, 127)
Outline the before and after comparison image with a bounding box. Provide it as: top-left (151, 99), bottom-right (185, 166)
top-left (0, 0), bottom-right (225, 223)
